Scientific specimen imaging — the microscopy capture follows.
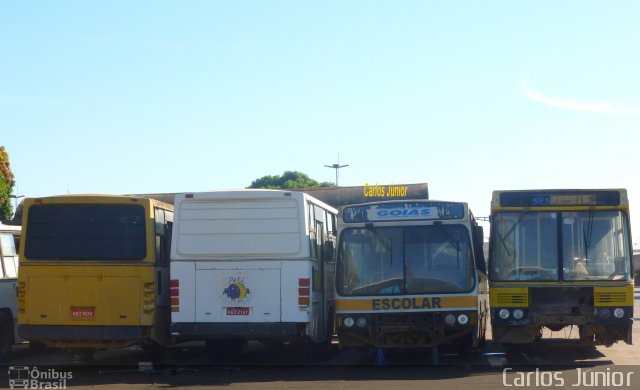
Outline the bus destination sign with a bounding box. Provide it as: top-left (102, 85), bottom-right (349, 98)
top-left (343, 202), bottom-right (465, 223)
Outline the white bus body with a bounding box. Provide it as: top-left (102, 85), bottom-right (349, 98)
top-left (170, 190), bottom-right (337, 351)
top-left (0, 223), bottom-right (21, 361)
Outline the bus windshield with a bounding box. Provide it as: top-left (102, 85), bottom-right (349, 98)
top-left (25, 204), bottom-right (147, 260)
top-left (337, 225), bottom-right (475, 296)
top-left (490, 211), bottom-right (631, 281)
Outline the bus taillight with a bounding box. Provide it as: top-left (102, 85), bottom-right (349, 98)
top-left (170, 279), bottom-right (179, 312)
top-left (17, 281), bottom-right (25, 313)
top-left (143, 282), bottom-right (156, 313)
top-left (298, 278), bottom-right (310, 306)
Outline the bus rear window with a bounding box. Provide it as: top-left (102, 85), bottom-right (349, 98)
top-left (25, 204), bottom-right (147, 260)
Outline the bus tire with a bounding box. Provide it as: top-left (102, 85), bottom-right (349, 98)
top-left (0, 311), bottom-right (13, 362)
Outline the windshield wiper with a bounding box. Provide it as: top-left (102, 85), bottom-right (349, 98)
top-left (496, 212), bottom-right (528, 259)
top-left (583, 210), bottom-right (594, 266)
top-left (433, 223), bottom-right (462, 268)
top-left (365, 227), bottom-right (391, 252)
top-left (433, 223), bottom-right (460, 252)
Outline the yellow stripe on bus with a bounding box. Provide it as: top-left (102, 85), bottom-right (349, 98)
top-left (336, 295), bottom-right (477, 312)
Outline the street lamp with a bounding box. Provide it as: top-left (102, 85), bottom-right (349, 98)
top-left (324, 163), bottom-right (349, 187)
top-left (9, 194), bottom-right (24, 210)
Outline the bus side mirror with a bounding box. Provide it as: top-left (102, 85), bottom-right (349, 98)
top-left (473, 225), bottom-right (486, 273)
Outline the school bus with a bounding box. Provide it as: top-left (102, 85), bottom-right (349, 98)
top-left (335, 200), bottom-right (487, 364)
top-left (489, 189), bottom-right (634, 346)
top-left (17, 195), bottom-right (173, 355)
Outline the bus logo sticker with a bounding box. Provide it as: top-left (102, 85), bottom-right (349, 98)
top-left (222, 278), bottom-right (252, 304)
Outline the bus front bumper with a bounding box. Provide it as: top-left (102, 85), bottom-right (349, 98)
top-left (336, 311), bottom-right (477, 348)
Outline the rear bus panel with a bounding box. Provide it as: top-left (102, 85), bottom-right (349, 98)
top-left (18, 264), bottom-right (163, 348)
top-left (171, 260), bottom-right (317, 340)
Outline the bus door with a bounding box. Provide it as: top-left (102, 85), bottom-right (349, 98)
top-left (314, 220), bottom-right (326, 341)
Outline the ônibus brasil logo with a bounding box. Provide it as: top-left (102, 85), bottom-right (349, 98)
top-left (8, 366), bottom-right (72, 389)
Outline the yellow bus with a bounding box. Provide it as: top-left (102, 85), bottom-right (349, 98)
top-left (335, 200), bottom-right (488, 365)
top-left (17, 195), bottom-right (173, 357)
top-left (489, 189), bottom-right (634, 346)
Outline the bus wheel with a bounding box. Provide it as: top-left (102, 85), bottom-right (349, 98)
top-left (0, 312), bottom-right (13, 362)
top-left (205, 339), bottom-right (245, 364)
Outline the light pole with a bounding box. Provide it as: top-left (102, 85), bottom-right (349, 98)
top-left (9, 194), bottom-right (24, 210)
top-left (324, 160), bottom-right (349, 187)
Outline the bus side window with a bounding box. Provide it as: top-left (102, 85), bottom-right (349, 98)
top-left (0, 233), bottom-right (18, 278)
top-left (155, 208), bottom-right (170, 266)
top-left (316, 221), bottom-right (324, 261)
top-left (309, 203), bottom-right (317, 259)
top-left (327, 213), bottom-right (337, 237)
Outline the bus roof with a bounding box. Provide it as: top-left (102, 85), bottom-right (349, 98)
top-left (175, 189), bottom-right (338, 214)
top-left (20, 194), bottom-right (173, 212)
top-left (0, 223), bottom-right (21, 233)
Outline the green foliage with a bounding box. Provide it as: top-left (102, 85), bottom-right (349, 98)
top-left (0, 146), bottom-right (15, 221)
top-left (248, 171), bottom-right (334, 189)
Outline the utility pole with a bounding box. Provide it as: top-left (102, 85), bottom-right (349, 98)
top-left (324, 154), bottom-right (349, 187)
top-left (9, 187), bottom-right (24, 211)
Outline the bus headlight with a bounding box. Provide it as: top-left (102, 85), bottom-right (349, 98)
top-left (444, 314), bottom-right (456, 325)
top-left (613, 308), bottom-right (625, 319)
top-left (498, 309), bottom-right (510, 319)
top-left (343, 317), bottom-right (355, 328)
top-left (457, 314), bottom-right (469, 325)
top-left (356, 317), bottom-right (367, 328)
top-left (512, 309), bottom-right (524, 320)
top-left (599, 308), bottom-right (610, 319)
top-left (594, 307), bottom-right (599, 317)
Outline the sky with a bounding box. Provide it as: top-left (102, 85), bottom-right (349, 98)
top-left (2, 1), bottom-right (640, 247)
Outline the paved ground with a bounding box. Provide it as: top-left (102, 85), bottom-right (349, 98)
top-left (1, 289), bottom-right (638, 389)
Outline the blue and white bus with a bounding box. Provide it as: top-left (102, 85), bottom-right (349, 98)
top-left (334, 200), bottom-right (487, 364)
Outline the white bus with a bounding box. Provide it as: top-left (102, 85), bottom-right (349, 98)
top-left (170, 190), bottom-right (338, 361)
top-left (0, 223), bottom-right (21, 361)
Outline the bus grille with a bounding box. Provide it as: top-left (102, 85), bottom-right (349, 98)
top-left (594, 288), bottom-right (630, 306)
top-left (492, 288), bottom-right (528, 307)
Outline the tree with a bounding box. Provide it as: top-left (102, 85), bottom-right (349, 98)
top-left (0, 146), bottom-right (15, 221)
top-left (248, 171), bottom-right (333, 189)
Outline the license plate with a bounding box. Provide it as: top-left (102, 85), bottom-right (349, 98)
top-left (226, 307), bottom-right (250, 316)
top-left (71, 307), bottom-right (95, 318)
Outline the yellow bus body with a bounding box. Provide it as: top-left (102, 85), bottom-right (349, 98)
top-left (488, 189), bottom-right (634, 346)
top-left (17, 195), bottom-right (172, 349)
